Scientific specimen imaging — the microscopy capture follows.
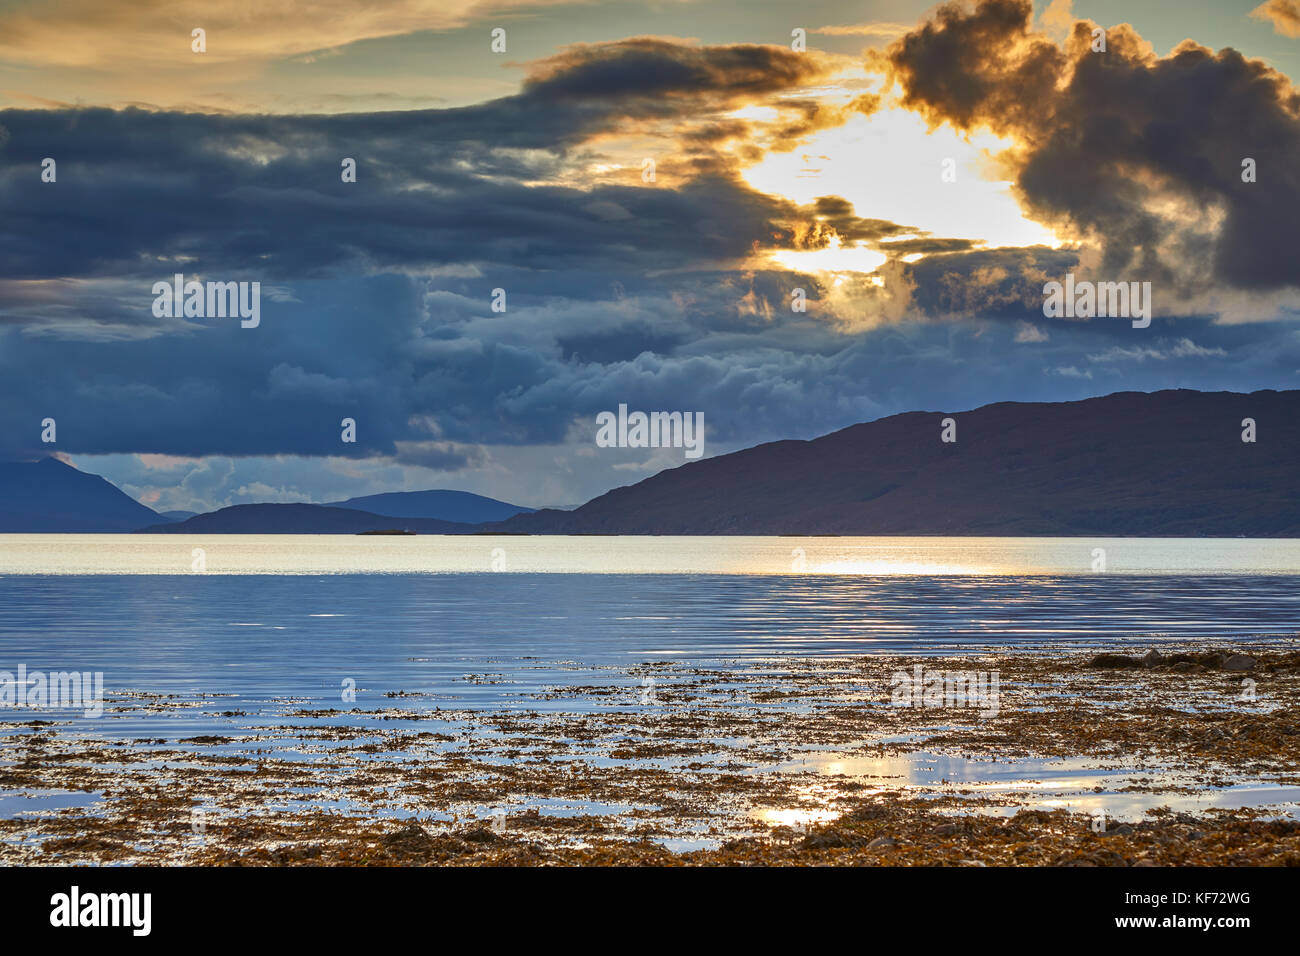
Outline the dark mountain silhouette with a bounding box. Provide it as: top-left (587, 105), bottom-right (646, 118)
top-left (0, 457), bottom-right (164, 532)
top-left (8, 390), bottom-right (1299, 536)
top-left (158, 510), bottom-right (197, 522)
top-left (139, 503), bottom-right (474, 534)
top-left (326, 489), bottom-right (532, 523)
top-left (488, 389), bottom-right (1300, 536)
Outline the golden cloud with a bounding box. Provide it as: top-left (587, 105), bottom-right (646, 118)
top-left (1251, 0), bottom-right (1300, 39)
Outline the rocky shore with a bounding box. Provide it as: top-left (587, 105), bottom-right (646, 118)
top-left (3, 641), bottom-right (1298, 866)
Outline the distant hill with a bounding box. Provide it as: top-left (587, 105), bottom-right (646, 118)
top-left (158, 510), bottom-right (197, 522)
top-left (0, 457), bottom-right (164, 532)
top-left (326, 489), bottom-right (533, 523)
top-left (139, 503), bottom-right (475, 534)
top-left (11, 390), bottom-right (1300, 537)
top-left (488, 390), bottom-right (1300, 536)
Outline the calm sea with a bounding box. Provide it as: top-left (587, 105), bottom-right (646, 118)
top-left (2, 535), bottom-right (1299, 735)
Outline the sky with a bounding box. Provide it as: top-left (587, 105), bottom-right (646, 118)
top-left (1, 0), bottom-right (1299, 513)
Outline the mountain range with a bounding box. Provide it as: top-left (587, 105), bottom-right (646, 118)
top-left (140, 503), bottom-right (475, 534)
top-left (0, 459), bottom-right (528, 534)
top-left (0, 457), bottom-right (164, 532)
top-left (3, 390), bottom-right (1297, 536)
top-left (326, 490), bottom-right (533, 524)
top-left (487, 389), bottom-right (1300, 536)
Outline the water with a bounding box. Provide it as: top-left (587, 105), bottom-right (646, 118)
top-left (2, 536), bottom-right (1300, 730)
top-left (4, 535), bottom-right (1299, 840)
top-left (5, 533), bottom-right (1300, 575)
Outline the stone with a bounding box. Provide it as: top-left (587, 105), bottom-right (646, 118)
top-left (1088, 653), bottom-right (1143, 669)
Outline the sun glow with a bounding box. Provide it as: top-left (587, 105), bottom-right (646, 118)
top-left (768, 233), bottom-right (888, 274)
top-left (756, 808), bottom-right (841, 828)
top-left (802, 559), bottom-right (1002, 575)
top-left (744, 104), bottom-right (1063, 256)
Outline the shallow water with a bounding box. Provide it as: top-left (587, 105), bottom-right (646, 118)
top-left (0, 567), bottom-right (1294, 733)
top-left (4, 536), bottom-right (1300, 841)
top-left (766, 749), bottom-right (1300, 822)
top-left (1, 565), bottom-right (1300, 733)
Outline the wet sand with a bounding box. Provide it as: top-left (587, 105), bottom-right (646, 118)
top-left (2, 641), bottom-right (1298, 865)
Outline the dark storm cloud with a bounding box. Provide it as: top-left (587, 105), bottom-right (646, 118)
top-left (2, 255), bottom-right (1293, 470)
top-left (0, 34), bottom-right (878, 461)
top-left (0, 23), bottom-right (899, 465)
top-left (805, 195), bottom-right (914, 244)
top-left (0, 267), bottom-right (914, 460)
top-left (0, 29), bottom-right (1294, 476)
top-left (881, 237), bottom-right (976, 256)
top-left (523, 38), bottom-right (834, 106)
top-left (885, 0), bottom-right (1300, 292)
top-left (0, 112), bottom-right (797, 282)
top-left (909, 246), bottom-right (1078, 319)
top-left (0, 37), bottom-right (837, 283)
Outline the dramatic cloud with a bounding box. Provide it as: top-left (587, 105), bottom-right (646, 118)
top-left (1251, 0), bottom-right (1300, 38)
top-left (2, 16), bottom-right (1298, 510)
top-left (0, 37), bottom-right (886, 471)
top-left (0, 38), bottom-right (846, 287)
top-left (885, 0), bottom-right (1300, 300)
top-left (525, 38), bottom-right (835, 105)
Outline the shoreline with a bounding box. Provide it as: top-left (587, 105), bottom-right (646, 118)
top-left (3, 640), bottom-right (1299, 865)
